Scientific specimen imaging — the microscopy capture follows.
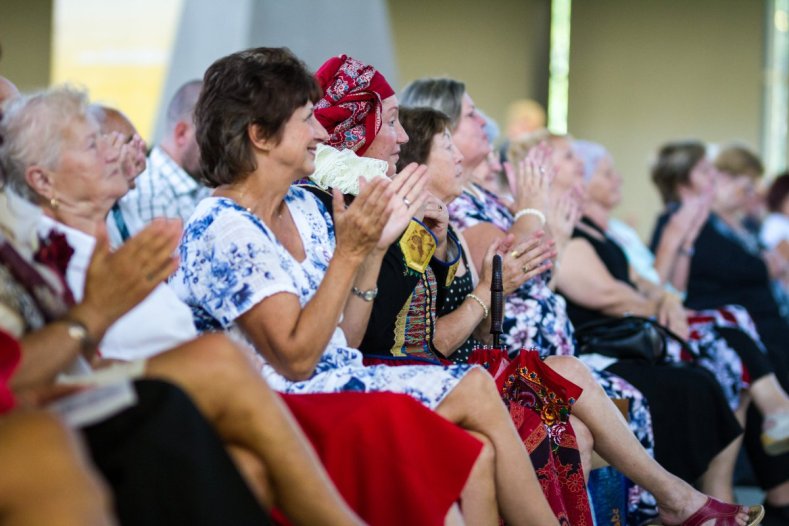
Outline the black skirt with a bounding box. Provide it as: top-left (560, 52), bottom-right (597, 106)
top-left (82, 379), bottom-right (270, 526)
top-left (606, 362), bottom-right (742, 483)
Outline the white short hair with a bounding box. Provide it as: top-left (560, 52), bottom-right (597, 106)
top-left (0, 86), bottom-right (89, 200)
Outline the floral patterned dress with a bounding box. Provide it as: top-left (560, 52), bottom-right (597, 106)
top-left (448, 184), bottom-right (659, 525)
top-left (170, 187), bottom-right (472, 410)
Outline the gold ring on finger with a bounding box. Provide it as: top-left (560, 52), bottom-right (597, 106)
top-left (522, 264), bottom-right (530, 274)
top-left (510, 250), bottom-right (519, 258)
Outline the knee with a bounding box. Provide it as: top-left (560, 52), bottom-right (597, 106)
top-left (462, 367), bottom-right (501, 402)
top-left (172, 333), bottom-right (253, 376)
top-left (545, 355), bottom-right (592, 387)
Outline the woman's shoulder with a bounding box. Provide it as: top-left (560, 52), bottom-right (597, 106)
top-left (448, 186), bottom-right (502, 229)
top-left (181, 197), bottom-right (273, 249)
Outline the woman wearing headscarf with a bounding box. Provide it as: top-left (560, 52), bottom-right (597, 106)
top-left (0, 83), bottom-right (495, 526)
top-left (312, 56), bottom-right (761, 526)
top-left (171, 47), bottom-right (581, 526)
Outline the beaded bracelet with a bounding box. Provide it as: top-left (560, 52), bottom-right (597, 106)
top-left (466, 293), bottom-right (489, 319)
top-left (513, 208), bottom-right (546, 226)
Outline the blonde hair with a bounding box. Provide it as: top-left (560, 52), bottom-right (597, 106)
top-left (714, 144), bottom-right (763, 180)
top-left (506, 128), bottom-right (566, 166)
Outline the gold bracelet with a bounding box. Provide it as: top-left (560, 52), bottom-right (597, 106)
top-left (466, 293), bottom-right (489, 319)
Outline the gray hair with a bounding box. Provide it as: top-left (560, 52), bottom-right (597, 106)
top-left (400, 78), bottom-right (466, 129)
top-left (165, 79), bottom-right (202, 134)
top-left (0, 86), bottom-right (89, 200)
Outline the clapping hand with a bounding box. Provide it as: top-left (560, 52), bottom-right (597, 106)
top-left (421, 193), bottom-right (450, 250)
top-left (547, 183), bottom-right (583, 248)
top-left (507, 141), bottom-right (555, 214)
top-left (333, 178), bottom-right (393, 261)
top-left (377, 163), bottom-right (428, 249)
top-left (104, 132), bottom-right (147, 188)
top-left (75, 219), bottom-right (182, 336)
top-left (479, 232), bottom-right (556, 294)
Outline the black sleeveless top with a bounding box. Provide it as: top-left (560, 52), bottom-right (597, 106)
top-left (561, 217), bottom-right (636, 327)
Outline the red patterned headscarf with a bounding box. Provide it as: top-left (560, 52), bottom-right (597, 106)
top-left (314, 55), bottom-right (395, 156)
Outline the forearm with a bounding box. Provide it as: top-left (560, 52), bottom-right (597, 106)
top-left (652, 228), bottom-right (684, 284)
top-left (666, 250), bottom-right (691, 292)
top-left (11, 304), bottom-right (107, 390)
top-left (433, 284), bottom-right (490, 357)
top-left (508, 214), bottom-right (543, 244)
top-left (268, 254), bottom-right (362, 379)
top-left (339, 249), bottom-right (385, 347)
top-left (596, 284), bottom-right (658, 318)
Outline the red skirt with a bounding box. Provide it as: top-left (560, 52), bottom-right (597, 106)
top-left (280, 391), bottom-right (482, 526)
top-left (469, 349), bottom-right (593, 526)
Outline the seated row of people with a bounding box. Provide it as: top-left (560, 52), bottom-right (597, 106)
top-left (0, 45), bottom-right (780, 526)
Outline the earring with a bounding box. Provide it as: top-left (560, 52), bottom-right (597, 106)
top-left (50, 196), bottom-right (59, 210)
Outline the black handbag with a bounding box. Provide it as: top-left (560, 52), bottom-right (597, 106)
top-left (574, 316), bottom-right (676, 365)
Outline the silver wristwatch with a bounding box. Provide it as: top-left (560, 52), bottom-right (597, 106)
top-left (62, 317), bottom-right (95, 351)
top-left (351, 286), bottom-right (378, 302)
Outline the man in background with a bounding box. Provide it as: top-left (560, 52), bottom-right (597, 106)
top-left (118, 80), bottom-right (208, 234)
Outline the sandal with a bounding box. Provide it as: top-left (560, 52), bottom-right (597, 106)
top-left (651, 497), bottom-right (765, 526)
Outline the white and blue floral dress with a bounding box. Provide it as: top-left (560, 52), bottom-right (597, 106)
top-left (170, 187), bottom-right (472, 409)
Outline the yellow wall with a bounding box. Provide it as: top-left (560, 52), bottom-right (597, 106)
top-left (0, 0), bottom-right (53, 90)
top-left (568, 0), bottom-right (764, 237)
top-left (389, 0), bottom-right (550, 130)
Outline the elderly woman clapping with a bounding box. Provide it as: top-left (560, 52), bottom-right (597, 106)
top-left (3, 86), bottom-right (477, 526)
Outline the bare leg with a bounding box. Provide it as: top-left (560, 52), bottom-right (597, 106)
top-left (0, 410), bottom-right (115, 526)
top-left (766, 480), bottom-right (789, 506)
top-left (544, 356), bottom-right (751, 526)
top-left (435, 367), bottom-right (560, 526)
top-left (699, 395), bottom-right (746, 501)
top-left (750, 373), bottom-right (789, 416)
top-left (460, 431), bottom-right (498, 525)
top-left (226, 444), bottom-right (273, 509)
top-left (145, 334), bottom-right (362, 526)
top-left (569, 414), bottom-right (594, 482)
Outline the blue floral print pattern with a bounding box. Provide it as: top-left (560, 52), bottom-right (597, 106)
top-left (170, 186), bottom-right (471, 409)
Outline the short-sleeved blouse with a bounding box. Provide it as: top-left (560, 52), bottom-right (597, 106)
top-left (171, 187), bottom-right (471, 409)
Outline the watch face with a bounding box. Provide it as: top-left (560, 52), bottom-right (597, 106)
top-left (67, 323), bottom-right (87, 340)
top-left (353, 287), bottom-right (378, 301)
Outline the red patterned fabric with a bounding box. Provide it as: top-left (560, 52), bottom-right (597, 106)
top-left (0, 329), bottom-right (21, 414)
top-left (314, 55), bottom-right (394, 155)
top-left (278, 391), bottom-right (482, 526)
top-left (469, 349), bottom-right (593, 526)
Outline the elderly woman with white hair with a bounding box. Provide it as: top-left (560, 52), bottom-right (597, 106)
top-left (570, 139), bottom-right (789, 521)
top-left (0, 85), bottom-right (520, 526)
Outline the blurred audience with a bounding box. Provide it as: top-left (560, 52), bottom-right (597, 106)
top-left (118, 80), bottom-right (208, 237)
